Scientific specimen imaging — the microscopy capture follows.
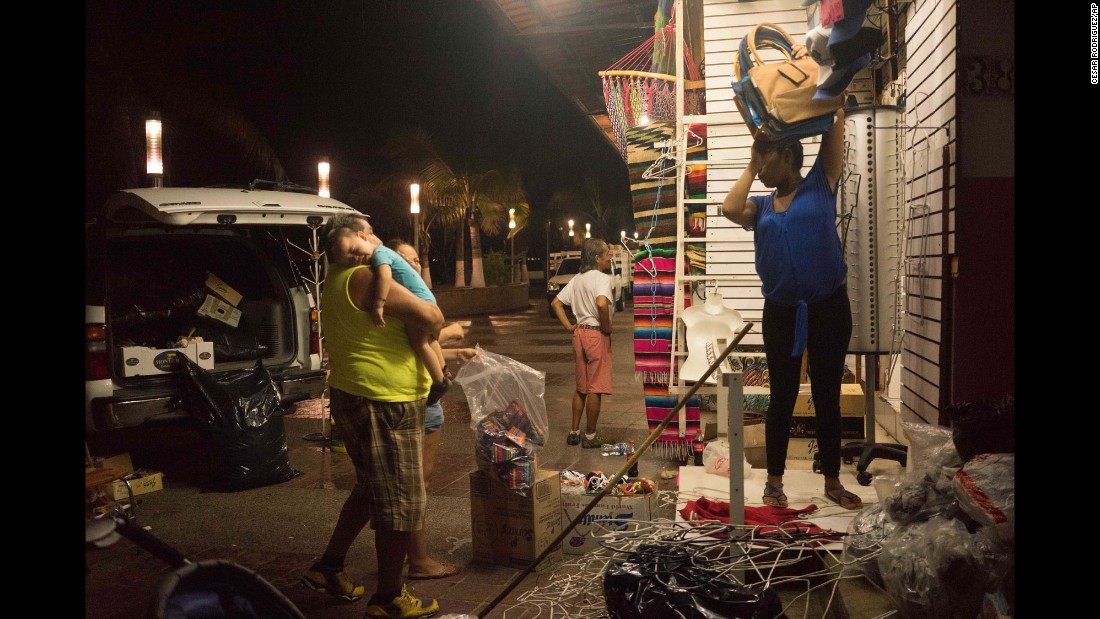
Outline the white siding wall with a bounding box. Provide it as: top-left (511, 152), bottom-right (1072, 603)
top-left (701, 0), bottom-right (807, 347)
top-left (899, 0), bottom-right (956, 427)
top-left (700, 0), bottom-right (874, 348)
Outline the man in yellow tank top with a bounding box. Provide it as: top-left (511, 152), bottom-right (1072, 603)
top-left (302, 213), bottom-right (445, 619)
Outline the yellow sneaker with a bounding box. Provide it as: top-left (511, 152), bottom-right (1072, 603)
top-left (364, 584), bottom-right (439, 618)
top-left (301, 566), bottom-right (365, 601)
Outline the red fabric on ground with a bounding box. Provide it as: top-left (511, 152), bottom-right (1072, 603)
top-left (679, 495), bottom-right (843, 541)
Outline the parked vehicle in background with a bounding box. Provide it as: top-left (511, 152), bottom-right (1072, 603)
top-left (545, 248), bottom-right (632, 315)
top-left (526, 256), bottom-right (546, 281)
top-left (85, 183), bottom-right (359, 434)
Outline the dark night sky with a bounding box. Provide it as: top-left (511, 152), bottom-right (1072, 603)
top-left (85, 0), bottom-right (635, 256)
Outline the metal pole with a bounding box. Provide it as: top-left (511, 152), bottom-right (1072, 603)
top-left (865, 353), bottom-right (877, 443)
top-left (510, 235), bottom-right (515, 283)
top-left (413, 212), bottom-right (420, 256)
top-left (545, 218), bottom-right (550, 283)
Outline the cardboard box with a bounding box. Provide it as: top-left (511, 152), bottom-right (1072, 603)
top-left (205, 272), bottom-right (243, 306)
top-left (88, 452), bottom-right (165, 501)
top-left (470, 469), bottom-right (563, 573)
top-left (789, 415), bottom-right (866, 439)
top-left (197, 294), bottom-right (242, 327)
top-left (793, 383), bottom-right (866, 417)
top-left (741, 422), bottom-right (824, 465)
top-left (120, 341), bottom-right (215, 377)
top-left (560, 491), bottom-right (657, 554)
top-left (108, 470), bottom-right (165, 501)
top-left (95, 452), bottom-right (134, 476)
top-left (743, 422), bottom-right (767, 469)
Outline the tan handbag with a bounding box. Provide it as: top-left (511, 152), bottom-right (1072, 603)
top-left (735, 22), bottom-right (844, 127)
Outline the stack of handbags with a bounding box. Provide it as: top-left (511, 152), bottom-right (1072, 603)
top-left (804, 0), bottom-right (883, 101)
top-left (731, 22), bottom-right (844, 139)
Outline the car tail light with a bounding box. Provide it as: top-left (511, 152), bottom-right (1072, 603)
top-left (309, 308), bottom-right (320, 356)
top-left (86, 322), bottom-right (110, 380)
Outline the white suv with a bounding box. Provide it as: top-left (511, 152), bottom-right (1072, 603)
top-left (545, 250), bottom-right (631, 316)
top-left (84, 185), bottom-right (359, 433)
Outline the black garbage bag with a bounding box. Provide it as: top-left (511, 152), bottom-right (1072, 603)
top-left (179, 355), bottom-right (301, 492)
top-left (112, 286), bottom-right (207, 328)
top-left (944, 395), bottom-right (1014, 462)
top-left (190, 324), bottom-right (270, 361)
top-left (604, 544), bottom-right (785, 619)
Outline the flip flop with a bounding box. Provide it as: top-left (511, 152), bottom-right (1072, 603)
top-left (824, 485), bottom-right (863, 510)
top-left (762, 482), bottom-right (788, 508)
top-left (407, 562), bottom-right (461, 580)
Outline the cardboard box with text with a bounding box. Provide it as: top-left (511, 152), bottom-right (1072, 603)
top-left (560, 490), bottom-right (656, 555)
top-left (120, 342), bottom-right (215, 377)
top-left (793, 383), bottom-right (866, 416)
top-left (470, 469), bottom-right (563, 573)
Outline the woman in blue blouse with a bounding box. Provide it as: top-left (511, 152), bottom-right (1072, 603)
top-left (722, 49), bottom-right (861, 511)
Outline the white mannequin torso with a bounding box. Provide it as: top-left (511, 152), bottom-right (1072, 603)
top-left (680, 290), bottom-right (743, 383)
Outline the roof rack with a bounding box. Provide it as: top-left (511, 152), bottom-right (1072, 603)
top-left (247, 179), bottom-right (317, 195)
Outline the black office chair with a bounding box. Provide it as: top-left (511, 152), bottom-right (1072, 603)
top-left (812, 355), bottom-right (908, 485)
top-left (838, 440), bottom-right (908, 486)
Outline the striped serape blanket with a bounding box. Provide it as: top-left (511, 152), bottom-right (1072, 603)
top-left (627, 122), bottom-right (679, 252)
top-left (633, 251), bottom-right (700, 451)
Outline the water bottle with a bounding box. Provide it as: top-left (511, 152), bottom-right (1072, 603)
top-left (601, 442), bottom-right (627, 456)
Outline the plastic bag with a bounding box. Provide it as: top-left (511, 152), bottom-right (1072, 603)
top-left (702, 440), bottom-right (731, 476)
top-left (454, 346), bottom-right (548, 496)
top-left (180, 356), bottom-right (301, 492)
top-left (877, 516), bottom-right (1012, 619)
top-left (953, 452), bottom-right (1014, 542)
top-left (901, 421), bottom-right (962, 480)
top-left (879, 422), bottom-right (961, 525)
top-left (701, 439), bottom-right (762, 482)
top-left (841, 504), bottom-right (897, 586)
top-left (190, 324), bottom-right (270, 361)
top-left (604, 543), bottom-right (782, 618)
top-left (882, 464), bottom-right (960, 525)
top-left (944, 395), bottom-right (1014, 462)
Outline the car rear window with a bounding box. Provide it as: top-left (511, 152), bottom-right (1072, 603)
top-left (556, 258), bottom-right (580, 276)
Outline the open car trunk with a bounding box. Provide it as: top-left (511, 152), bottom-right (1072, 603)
top-left (106, 230), bottom-right (300, 380)
top-left (87, 186), bottom-right (358, 432)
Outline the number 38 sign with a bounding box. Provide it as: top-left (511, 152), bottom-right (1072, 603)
top-left (962, 56), bottom-right (1015, 96)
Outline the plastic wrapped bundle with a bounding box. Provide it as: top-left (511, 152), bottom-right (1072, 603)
top-left (877, 516), bottom-right (1013, 619)
top-left (841, 504), bottom-right (897, 586)
top-left (473, 401), bottom-right (540, 495)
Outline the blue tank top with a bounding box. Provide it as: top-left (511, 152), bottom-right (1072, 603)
top-left (749, 158), bottom-right (847, 357)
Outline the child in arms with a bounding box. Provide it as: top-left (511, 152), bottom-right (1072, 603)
top-left (328, 230), bottom-right (450, 405)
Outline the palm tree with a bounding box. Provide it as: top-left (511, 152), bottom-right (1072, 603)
top-left (346, 177), bottom-right (442, 289)
top-left (546, 174), bottom-right (628, 242)
top-left (378, 127), bottom-right (529, 288)
top-left (506, 200), bottom-right (532, 282)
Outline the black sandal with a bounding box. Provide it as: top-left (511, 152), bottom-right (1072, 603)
top-left (824, 485), bottom-right (863, 510)
top-left (762, 482), bottom-right (788, 508)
